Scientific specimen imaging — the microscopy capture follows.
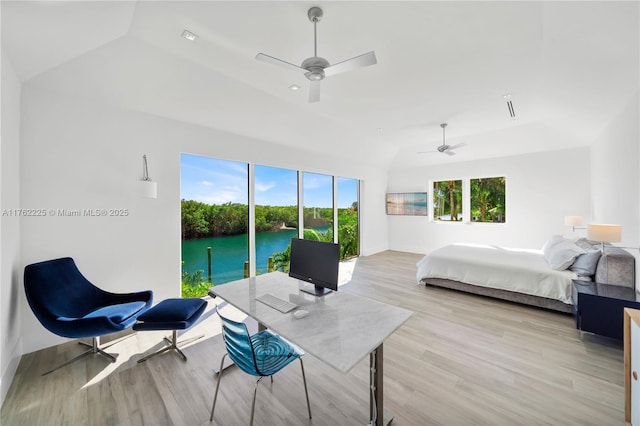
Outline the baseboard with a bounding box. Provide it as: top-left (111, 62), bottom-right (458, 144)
top-left (360, 245), bottom-right (387, 256)
top-left (0, 336), bottom-right (22, 407)
top-left (386, 244), bottom-right (426, 255)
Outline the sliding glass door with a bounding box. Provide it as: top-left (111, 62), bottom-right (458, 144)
top-left (180, 154), bottom-right (249, 290)
top-left (302, 172), bottom-right (334, 241)
top-left (337, 177), bottom-right (359, 258)
top-left (254, 165), bottom-right (298, 274)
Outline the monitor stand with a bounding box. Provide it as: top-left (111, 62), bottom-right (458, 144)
top-left (299, 281), bottom-right (333, 296)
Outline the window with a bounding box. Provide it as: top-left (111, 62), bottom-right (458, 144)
top-left (181, 155), bottom-right (361, 292)
top-left (433, 180), bottom-right (463, 221)
top-left (470, 176), bottom-right (506, 223)
top-left (337, 177), bottom-right (359, 258)
top-left (254, 165), bottom-right (298, 274)
top-left (302, 172), bottom-right (334, 241)
top-left (180, 154), bottom-right (249, 291)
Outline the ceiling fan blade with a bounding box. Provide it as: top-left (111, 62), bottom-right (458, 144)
top-left (445, 150), bottom-right (456, 156)
top-left (255, 53), bottom-right (306, 74)
top-left (309, 80), bottom-right (321, 103)
top-left (447, 143), bottom-right (466, 150)
top-left (417, 150), bottom-right (438, 154)
top-left (323, 51), bottom-right (377, 77)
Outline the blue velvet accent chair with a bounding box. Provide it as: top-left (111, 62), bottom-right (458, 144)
top-left (24, 257), bottom-right (153, 375)
top-left (210, 307), bottom-right (312, 425)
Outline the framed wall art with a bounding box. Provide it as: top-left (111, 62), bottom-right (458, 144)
top-left (386, 192), bottom-right (428, 216)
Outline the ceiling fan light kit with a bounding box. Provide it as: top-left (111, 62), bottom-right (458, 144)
top-left (255, 7), bottom-right (377, 103)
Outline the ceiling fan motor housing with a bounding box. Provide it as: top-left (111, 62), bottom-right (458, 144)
top-left (301, 57), bottom-right (329, 80)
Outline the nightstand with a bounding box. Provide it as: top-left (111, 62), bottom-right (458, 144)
top-left (572, 280), bottom-right (640, 340)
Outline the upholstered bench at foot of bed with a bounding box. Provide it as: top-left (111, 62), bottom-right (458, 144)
top-left (133, 298), bottom-right (208, 363)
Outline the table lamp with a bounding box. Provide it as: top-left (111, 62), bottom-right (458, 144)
top-left (564, 216), bottom-right (585, 232)
top-left (587, 223), bottom-right (621, 251)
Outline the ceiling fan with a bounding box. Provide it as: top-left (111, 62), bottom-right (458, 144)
top-left (255, 7), bottom-right (377, 103)
top-left (419, 123), bottom-right (466, 156)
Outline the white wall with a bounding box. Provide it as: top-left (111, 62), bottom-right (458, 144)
top-left (18, 86), bottom-right (389, 354)
top-left (1, 52), bottom-right (23, 404)
top-left (387, 147), bottom-right (591, 254)
top-left (591, 91), bottom-right (640, 289)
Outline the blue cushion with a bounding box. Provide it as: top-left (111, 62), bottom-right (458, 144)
top-left (59, 301), bottom-right (147, 324)
top-left (137, 298), bottom-right (205, 322)
top-left (570, 249), bottom-right (602, 276)
top-left (133, 298), bottom-right (207, 331)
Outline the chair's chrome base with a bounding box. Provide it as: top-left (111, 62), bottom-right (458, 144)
top-left (210, 354), bottom-right (312, 426)
top-left (137, 330), bottom-right (204, 363)
top-left (42, 336), bottom-right (118, 376)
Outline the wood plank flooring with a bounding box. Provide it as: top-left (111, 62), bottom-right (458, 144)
top-left (1, 250), bottom-right (625, 425)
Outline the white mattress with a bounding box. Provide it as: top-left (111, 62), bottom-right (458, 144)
top-left (416, 243), bottom-right (578, 304)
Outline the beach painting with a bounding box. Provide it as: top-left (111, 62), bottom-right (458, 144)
top-left (386, 192), bottom-right (428, 216)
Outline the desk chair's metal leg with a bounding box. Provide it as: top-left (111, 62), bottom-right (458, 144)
top-left (43, 336), bottom-right (116, 376)
top-left (249, 376), bottom-right (265, 426)
top-left (299, 357), bottom-right (312, 419)
top-left (210, 354), bottom-right (228, 421)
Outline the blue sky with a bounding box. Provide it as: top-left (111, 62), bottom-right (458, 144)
top-left (181, 154), bottom-right (357, 208)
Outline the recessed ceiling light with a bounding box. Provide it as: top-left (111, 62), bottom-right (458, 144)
top-left (181, 30), bottom-right (198, 41)
top-left (289, 84), bottom-right (301, 91)
top-left (377, 127), bottom-right (384, 132)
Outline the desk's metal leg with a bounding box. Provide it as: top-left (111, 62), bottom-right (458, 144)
top-left (370, 343), bottom-right (384, 426)
top-left (369, 343), bottom-right (394, 426)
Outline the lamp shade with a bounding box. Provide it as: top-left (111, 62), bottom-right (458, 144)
top-left (587, 224), bottom-right (621, 242)
top-left (137, 180), bottom-right (157, 199)
top-left (564, 216), bottom-right (583, 226)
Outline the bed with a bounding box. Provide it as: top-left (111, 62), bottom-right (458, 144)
top-left (416, 239), bottom-right (636, 313)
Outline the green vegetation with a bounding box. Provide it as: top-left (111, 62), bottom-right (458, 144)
top-left (181, 261), bottom-right (209, 298)
top-left (432, 177), bottom-right (506, 223)
top-left (181, 200), bottom-right (359, 283)
top-left (271, 205), bottom-right (359, 272)
top-left (433, 180), bottom-right (463, 221)
top-left (471, 176), bottom-right (506, 223)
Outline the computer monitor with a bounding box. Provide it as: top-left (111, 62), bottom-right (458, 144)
top-left (289, 238), bottom-right (340, 296)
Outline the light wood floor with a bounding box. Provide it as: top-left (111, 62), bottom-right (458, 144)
top-left (1, 251), bottom-right (625, 425)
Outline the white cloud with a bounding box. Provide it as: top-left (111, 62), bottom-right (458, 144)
top-left (255, 181), bottom-right (275, 192)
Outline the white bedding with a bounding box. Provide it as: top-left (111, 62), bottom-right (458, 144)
top-left (416, 243), bottom-right (578, 304)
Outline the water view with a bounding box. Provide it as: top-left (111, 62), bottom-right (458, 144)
top-left (182, 229), bottom-right (298, 285)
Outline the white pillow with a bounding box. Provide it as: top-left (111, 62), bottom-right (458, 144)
top-left (544, 239), bottom-right (585, 270)
top-left (542, 235), bottom-right (565, 252)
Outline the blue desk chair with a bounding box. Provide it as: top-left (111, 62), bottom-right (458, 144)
top-left (210, 307), bottom-right (312, 425)
top-left (24, 257), bottom-right (153, 375)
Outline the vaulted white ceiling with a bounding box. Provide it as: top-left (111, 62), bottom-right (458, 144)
top-left (2, 1), bottom-right (638, 169)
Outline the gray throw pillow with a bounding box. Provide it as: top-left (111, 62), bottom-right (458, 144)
top-left (570, 249), bottom-right (602, 276)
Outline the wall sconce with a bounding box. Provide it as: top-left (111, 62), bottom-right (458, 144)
top-left (587, 223), bottom-right (621, 251)
top-left (137, 154), bottom-right (157, 199)
top-left (564, 216), bottom-right (586, 232)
